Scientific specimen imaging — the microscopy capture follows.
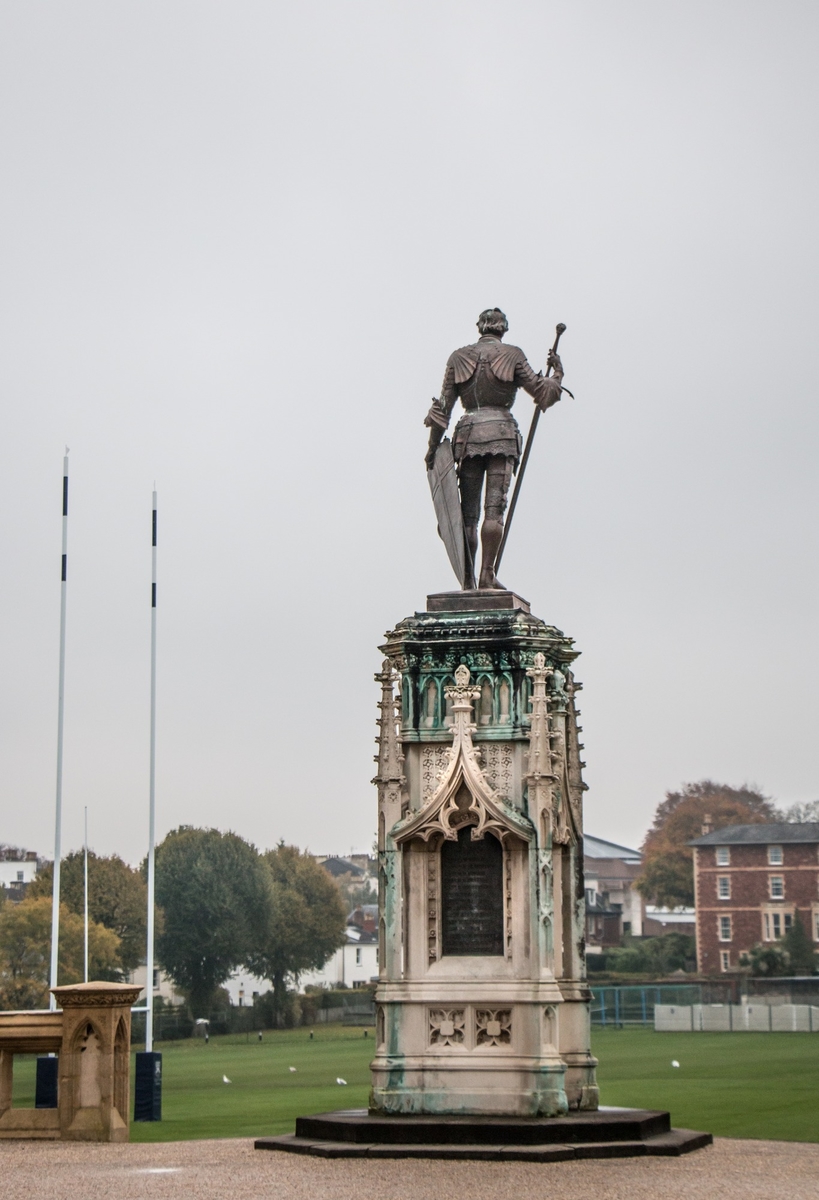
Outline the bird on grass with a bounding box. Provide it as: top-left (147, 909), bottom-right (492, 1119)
top-left (289, 1067), bottom-right (297, 1073)
top-left (671, 1061), bottom-right (680, 1069)
top-left (222, 1075), bottom-right (231, 1083)
top-left (336, 1078), bottom-right (347, 1085)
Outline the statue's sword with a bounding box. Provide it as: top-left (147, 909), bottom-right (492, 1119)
top-left (495, 322), bottom-right (567, 573)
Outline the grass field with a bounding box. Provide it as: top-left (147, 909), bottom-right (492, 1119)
top-left (10, 1026), bottom-right (819, 1144)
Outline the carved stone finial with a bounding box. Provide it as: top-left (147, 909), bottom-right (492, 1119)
top-left (373, 659), bottom-right (406, 800)
top-left (526, 655), bottom-right (554, 787)
top-left (454, 663), bottom-right (470, 686)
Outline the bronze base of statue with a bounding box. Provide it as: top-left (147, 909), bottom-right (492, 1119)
top-left (426, 589), bottom-right (530, 614)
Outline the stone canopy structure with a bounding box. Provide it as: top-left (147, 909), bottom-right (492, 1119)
top-left (370, 594), bottom-right (598, 1116)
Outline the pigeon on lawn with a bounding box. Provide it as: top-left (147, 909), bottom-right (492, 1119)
top-left (289, 1067), bottom-right (297, 1072)
top-left (223, 1075), bottom-right (232, 1083)
top-left (336, 1078), bottom-right (347, 1085)
top-left (671, 1061), bottom-right (680, 1068)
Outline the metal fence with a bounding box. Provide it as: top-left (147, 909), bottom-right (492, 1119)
top-left (590, 985), bottom-right (709, 1027)
top-left (314, 1000), bottom-right (375, 1025)
top-left (656, 1003), bottom-right (819, 1032)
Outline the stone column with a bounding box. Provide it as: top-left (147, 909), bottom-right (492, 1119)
top-left (52, 981), bottom-right (142, 1142)
top-left (370, 593), bottom-right (598, 1116)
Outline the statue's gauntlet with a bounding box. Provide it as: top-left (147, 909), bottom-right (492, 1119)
top-left (424, 399), bottom-right (449, 431)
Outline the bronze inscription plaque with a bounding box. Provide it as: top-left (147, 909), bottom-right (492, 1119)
top-left (440, 826), bottom-right (504, 956)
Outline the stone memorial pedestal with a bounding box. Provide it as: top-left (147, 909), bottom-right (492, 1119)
top-left (369, 591), bottom-right (595, 1117)
top-left (257, 590), bottom-right (711, 1159)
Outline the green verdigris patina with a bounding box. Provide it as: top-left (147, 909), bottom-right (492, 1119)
top-left (370, 594), bottom-right (598, 1117)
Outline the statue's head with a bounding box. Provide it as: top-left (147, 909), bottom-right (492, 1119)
top-left (477, 308), bottom-right (508, 337)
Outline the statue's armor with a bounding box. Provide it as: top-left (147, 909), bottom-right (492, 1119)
top-left (436, 334), bottom-right (559, 464)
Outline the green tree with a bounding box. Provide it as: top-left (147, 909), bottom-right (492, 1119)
top-left (781, 914), bottom-right (817, 975)
top-left (740, 944), bottom-right (790, 977)
top-left (0, 896), bottom-right (121, 1008)
top-left (245, 843), bottom-right (347, 1022)
top-left (605, 933), bottom-right (695, 976)
top-left (29, 851), bottom-right (147, 972)
top-left (637, 781), bottom-right (777, 908)
top-left (776, 800), bottom-right (819, 823)
top-left (154, 826), bottom-right (272, 1018)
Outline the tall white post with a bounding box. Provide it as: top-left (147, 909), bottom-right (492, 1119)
top-left (49, 452), bottom-right (69, 1009)
top-left (145, 490), bottom-right (157, 1052)
top-left (83, 806), bottom-right (89, 983)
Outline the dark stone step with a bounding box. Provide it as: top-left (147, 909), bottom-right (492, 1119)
top-left (256, 1128), bottom-right (712, 1161)
top-left (255, 1108), bottom-right (712, 1160)
top-left (294, 1107), bottom-right (671, 1146)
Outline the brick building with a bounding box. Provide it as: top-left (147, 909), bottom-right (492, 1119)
top-left (690, 822), bottom-right (819, 973)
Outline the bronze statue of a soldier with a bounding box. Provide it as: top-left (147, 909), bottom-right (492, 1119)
top-left (425, 308), bottom-right (563, 590)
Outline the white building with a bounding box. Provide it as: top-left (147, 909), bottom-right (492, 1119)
top-left (0, 852), bottom-right (38, 891)
top-left (128, 963), bottom-right (184, 1007)
top-left (299, 928), bottom-right (378, 991)
top-left (583, 834), bottom-right (645, 948)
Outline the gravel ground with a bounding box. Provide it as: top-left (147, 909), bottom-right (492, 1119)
top-left (1, 1138), bottom-right (818, 1200)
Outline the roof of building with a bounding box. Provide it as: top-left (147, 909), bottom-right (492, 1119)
top-left (585, 894), bottom-right (622, 915)
top-left (345, 928), bottom-right (378, 945)
top-left (320, 856), bottom-right (365, 878)
top-left (583, 859), bottom-right (638, 888)
top-left (690, 822), bottom-right (819, 846)
top-left (583, 834), bottom-right (642, 863)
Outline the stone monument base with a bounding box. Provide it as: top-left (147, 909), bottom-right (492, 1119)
top-left (255, 1107), bottom-right (712, 1160)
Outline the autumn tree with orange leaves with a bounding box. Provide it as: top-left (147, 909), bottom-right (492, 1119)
top-left (636, 780), bottom-right (776, 908)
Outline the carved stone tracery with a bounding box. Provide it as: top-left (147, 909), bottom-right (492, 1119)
top-left (482, 743), bottom-right (513, 800)
top-left (427, 849), bottom-right (440, 963)
top-left (395, 666), bottom-right (532, 846)
top-left (475, 1009), bottom-right (512, 1047)
top-left (421, 745), bottom-right (452, 801)
top-left (429, 1008), bottom-right (466, 1047)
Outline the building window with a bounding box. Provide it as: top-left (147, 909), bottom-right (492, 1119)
top-left (715, 847), bottom-right (730, 866)
top-left (768, 846), bottom-right (783, 865)
top-left (152, 968), bottom-right (160, 990)
top-left (718, 915), bottom-right (732, 941)
top-left (717, 876), bottom-right (731, 900)
top-left (355, 947), bottom-right (362, 966)
top-left (720, 950), bottom-right (730, 972)
top-left (813, 909), bottom-right (819, 943)
top-left (16, 871), bottom-right (24, 882)
top-left (769, 876), bottom-right (784, 899)
top-left (762, 909), bottom-right (794, 941)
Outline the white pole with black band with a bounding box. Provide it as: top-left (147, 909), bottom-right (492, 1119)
top-left (49, 450), bottom-right (69, 1008)
top-left (135, 488), bottom-right (162, 1122)
top-left (146, 489), bottom-right (158, 1053)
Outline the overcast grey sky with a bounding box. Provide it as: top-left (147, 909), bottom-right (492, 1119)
top-left (2, 1), bottom-right (818, 866)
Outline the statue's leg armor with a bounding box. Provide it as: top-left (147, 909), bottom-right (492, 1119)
top-left (458, 456), bottom-right (485, 590)
top-left (479, 455), bottom-right (514, 589)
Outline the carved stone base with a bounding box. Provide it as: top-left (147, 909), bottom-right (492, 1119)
top-left (255, 1108), bottom-right (713, 1160)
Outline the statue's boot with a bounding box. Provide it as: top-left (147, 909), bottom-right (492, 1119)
top-left (463, 524), bottom-right (478, 590)
top-left (478, 519), bottom-right (506, 590)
